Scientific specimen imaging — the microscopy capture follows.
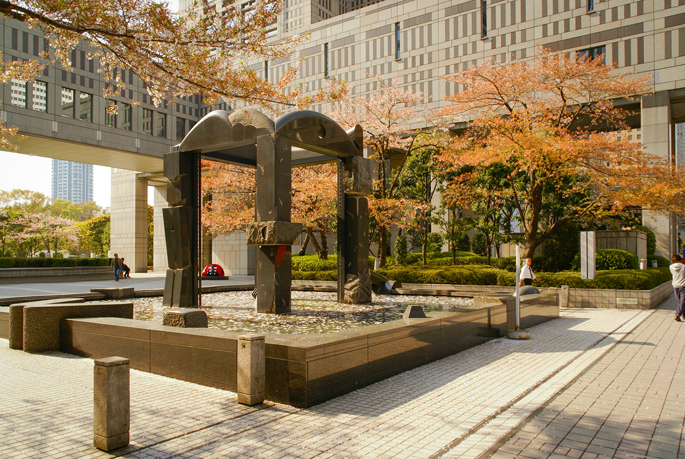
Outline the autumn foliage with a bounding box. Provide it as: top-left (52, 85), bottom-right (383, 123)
top-left (437, 48), bottom-right (682, 258)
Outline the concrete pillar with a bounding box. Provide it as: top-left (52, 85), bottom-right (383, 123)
top-left (111, 169), bottom-right (148, 273)
top-left (641, 91), bottom-right (677, 258)
top-left (93, 357), bottom-right (130, 452)
top-left (237, 334), bottom-right (265, 406)
top-left (153, 186), bottom-right (169, 272)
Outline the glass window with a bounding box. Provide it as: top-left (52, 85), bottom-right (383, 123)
top-left (32, 81), bottom-right (47, 112)
top-left (60, 87), bottom-right (75, 118)
top-left (104, 103), bottom-right (117, 127)
top-left (395, 23), bottom-right (401, 59)
top-left (587, 0), bottom-right (594, 12)
top-left (142, 108), bottom-right (152, 135)
top-left (578, 45), bottom-right (606, 64)
top-left (324, 43), bottom-right (329, 77)
top-left (121, 103), bottom-right (132, 131)
top-left (176, 117), bottom-right (186, 141)
top-left (156, 112), bottom-right (166, 138)
top-left (481, 0), bottom-right (487, 38)
top-left (79, 93), bottom-right (92, 122)
top-left (11, 79), bottom-right (27, 108)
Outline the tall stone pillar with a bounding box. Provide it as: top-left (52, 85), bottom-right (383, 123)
top-left (641, 91), bottom-right (676, 258)
top-left (111, 169), bottom-right (148, 273)
top-left (248, 134), bottom-right (302, 314)
top-left (152, 186), bottom-right (169, 272)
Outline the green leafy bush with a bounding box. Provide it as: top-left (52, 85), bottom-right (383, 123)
top-left (497, 268), bottom-right (670, 290)
top-left (376, 265), bottom-right (501, 285)
top-left (427, 233), bottom-right (444, 253)
top-left (291, 254), bottom-right (337, 272)
top-left (0, 257), bottom-right (109, 268)
top-left (471, 233), bottom-right (488, 256)
top-left (394, 234), bottom-right (408, 264)
top-left (648, 255), bottom-right (670, 268)
top-left (570, 249), bottom-right (638, 271)
top-left (292, 270), bottom-right (337, 281)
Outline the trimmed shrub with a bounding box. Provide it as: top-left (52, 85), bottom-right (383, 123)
top-left (570, 249), bottom-right (638, 271)
top-left (543, 220), bottom-right (580, 271)
top-left (427, 233), bottom-right (444, 253)
top-left (497, 268), bottom-right (670, 290)
top-left (394, 234), bottom-right (408, 264)
top-left (648, 255), bottom-right (670, 268)
top-left (491, 256), bottom-right (517, 272)
top-left (292, 270), bottom-right (337, 281)
top-left (376, 265), bottom-right (501, 285)
top-left (0, 257), bottom-right (110, 268)
top-left (291, 254), bottom-right (337, 272)
top-left (471, 233), bottom-right (488, 256)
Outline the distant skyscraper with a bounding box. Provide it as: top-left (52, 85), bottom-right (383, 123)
top-left (51, 159), bottom-right (94, 204)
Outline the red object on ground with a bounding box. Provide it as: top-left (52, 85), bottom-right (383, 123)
top-left (201, 264), bottom-right (225, 277)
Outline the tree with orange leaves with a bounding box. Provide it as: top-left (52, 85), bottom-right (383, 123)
top-left (437, 48), bottom-right (682, 259)
top-left (0, 0), bottom-right (345, 149)
top-left (329, 75), bottom-right (437, 267)
top-left (201, 160), bottom-right (337, 258)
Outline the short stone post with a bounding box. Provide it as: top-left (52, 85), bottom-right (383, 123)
top-left (237, 334), bottom-right (265, 406)
top-left (94, 357), bottom-right (130, 452)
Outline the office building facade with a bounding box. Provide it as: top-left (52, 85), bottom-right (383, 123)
top-left (51, 159), bottom-right (94, 204)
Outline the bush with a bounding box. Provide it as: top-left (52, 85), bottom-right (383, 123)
top-left (291, 254), bottom-right (337, 272)
top-left (292, 270), bottom-right (337, 281)
top-left (496, 268), bottom-right (670, 290)
top-left (455, 232), bottom-right (471, 252)
top-left (376, 265), bottom-right (501, 285)
top-left (470, 233), bottom-right (488, 256)
top-left (543, 220), bottom-right (581, 271)
top-left (0, 257), bottom-right (109, 268)
top-left (394, 234), bottom-right (408, 264)
top-left (427, 233), bottom-right (444, 253)
top-left (52, 252), bottom-right (64, 258)
top-left (648, 255), bottom-right (670, 268)
top-left (491, 256), bottom-right (517, 271)
top-left (570, 249), bottom-right (638, 271)
top-left (634, 226), bottom-right (656, 256)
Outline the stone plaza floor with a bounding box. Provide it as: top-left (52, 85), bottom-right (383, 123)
top-left (1, 289), bottom-right (683, 458)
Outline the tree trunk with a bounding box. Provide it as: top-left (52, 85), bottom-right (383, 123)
top-left (306, 227), bottom-right (323, 258)
top-left (485, 234), bottom-right (492, 265)
top-left (379, 226), bottom-right (388, 267)
top-left (319, 229), bottom-right (328, 259)
top-left (422, 218), bottom-right (428, 267)
top-left (298, 232), bottom-right (310, 256)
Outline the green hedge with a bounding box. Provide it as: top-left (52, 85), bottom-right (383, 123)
top-left (570, 249), bottom-right (638, 271)
top-left (496, 268), bottom-right (670, 290)
top-left (648, 255), bottom-right (670, 268)
top-left (376, 265), bottom-right (501, 285)
top-left (292, 270), bottom-right (337, 281)
top-left (0, 257), bottom-right (110, 268)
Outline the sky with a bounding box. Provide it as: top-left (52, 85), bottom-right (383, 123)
top-left (0, 150), bottom-right (114, 208)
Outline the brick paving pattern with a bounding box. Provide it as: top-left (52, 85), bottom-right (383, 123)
top-left (0, 300), bottom-right (681, 458)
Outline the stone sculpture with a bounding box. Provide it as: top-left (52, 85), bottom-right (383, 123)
top-left (163, 109), bottom-right (373, 312)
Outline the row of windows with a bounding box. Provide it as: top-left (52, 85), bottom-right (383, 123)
top-left (8, 80), bottom-right (193, 141)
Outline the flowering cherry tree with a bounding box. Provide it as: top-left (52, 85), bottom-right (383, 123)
top-left (437, 48), bottom-right (680, 258)
top-left (329, 75), bottom-right (438, 266)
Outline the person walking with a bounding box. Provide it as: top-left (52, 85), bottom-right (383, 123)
top-left (670, 254), bottom-right (685, 321)
top-left (111, 253), bottom-right (123, 282)
top-left (519, 257), bottom-right (539, 287)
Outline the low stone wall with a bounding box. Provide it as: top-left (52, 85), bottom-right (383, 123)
top-left (0, 266), bottom-right (112, 284)
top-left (0, 307), bottom-right (8, 339)
top-left (59, 292), bottom-right (558, 408)
top-left (554, 281), bottom-right (672, 309)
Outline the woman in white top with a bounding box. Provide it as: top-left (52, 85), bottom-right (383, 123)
top-left (519, 258), bottom-right (539, 287)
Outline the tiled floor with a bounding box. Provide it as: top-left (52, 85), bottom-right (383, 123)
top-left (1, 299), bottom-right (680, 458)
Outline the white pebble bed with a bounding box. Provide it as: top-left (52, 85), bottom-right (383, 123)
top-left (132, 291), bottom-right (475, 334)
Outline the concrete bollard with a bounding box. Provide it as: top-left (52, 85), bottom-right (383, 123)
top-left (237, 334), bottom-right (265, 406)
top-left (93, 357), bottom-right (130, 452)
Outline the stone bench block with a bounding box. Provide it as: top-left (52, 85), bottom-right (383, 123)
top-left (21, 301), bottom-right (133, 352)
top-left (9, 298), bottom-right (86, 350)
top-left (163, 309), bottom-right (208, 328)
top-left (91, 288), bottom-right (135, 300)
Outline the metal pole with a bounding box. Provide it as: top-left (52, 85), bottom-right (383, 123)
top-left (515, 245), bottom-right (520, 330)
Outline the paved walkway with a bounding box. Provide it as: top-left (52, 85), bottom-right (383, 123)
top-left (0, 296), bottom-right (682, 458)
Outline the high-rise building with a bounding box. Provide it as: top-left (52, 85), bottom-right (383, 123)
top-left (677, 124), bottom-right (685, 167)
top-left (51, 160), bottom-right (94, 204)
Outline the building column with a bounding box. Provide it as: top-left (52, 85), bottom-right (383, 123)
top-left (641, 91), bottom-right (677, 258)
top-left (153, 186), bottom-right (169, 272)
top-left (111, 169), bottom-right (148, 273)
